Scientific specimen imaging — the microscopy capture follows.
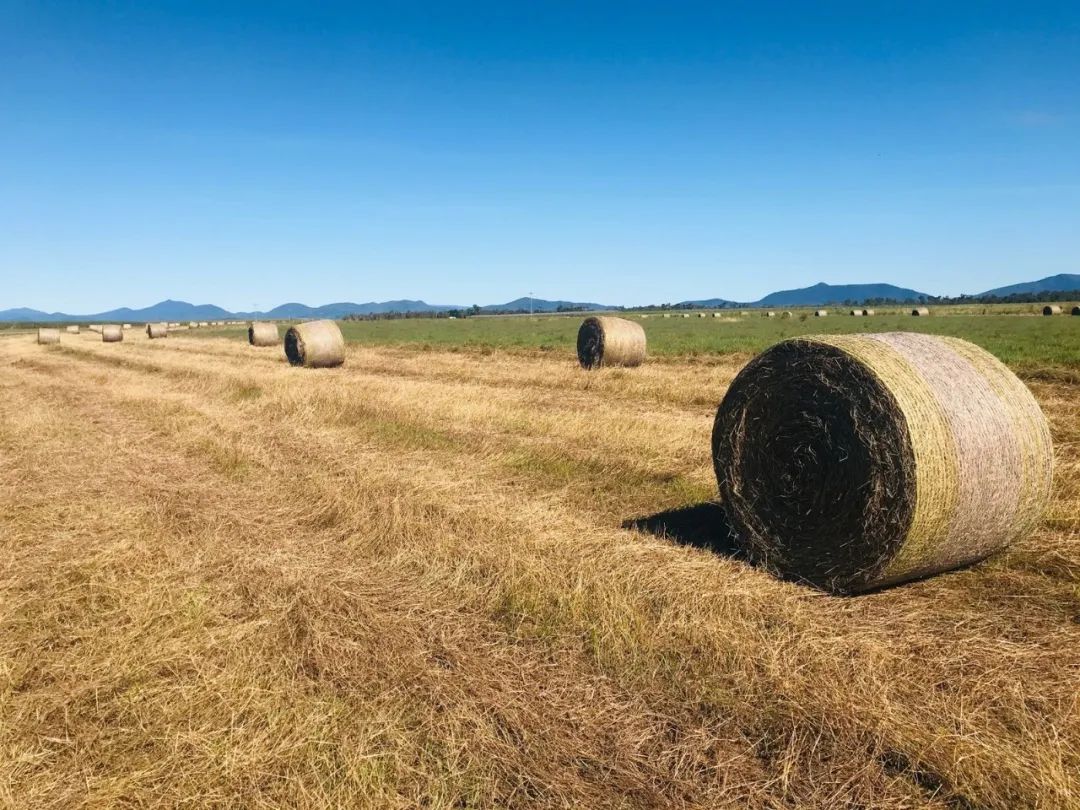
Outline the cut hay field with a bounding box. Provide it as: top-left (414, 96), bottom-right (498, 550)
top-left (2, 325), bottom-right (1078, 808)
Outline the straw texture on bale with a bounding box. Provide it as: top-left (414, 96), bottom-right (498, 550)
top-left (101, 325), bottom-right (123, 343)
top-left (1043, 305), bottom-right (1062, 315)
top-left (248, 322), bottom-right (279, 347)
top-left (576, 316), bottom-right (647, 370)
top-left (912, 308), bottom-right (930, 316)
top-left (814, 310), bottom-right (828, 317)
top-left (146, 323), bottom-right (168, 339)
top-left (65, 325), bottom-right (79, 334)
top-left (712, 332), bottom-right (1053, 593)
top-left (36, 328), bottom-right (60, 345)
top-left (284, 320), bottom-right (345, 368)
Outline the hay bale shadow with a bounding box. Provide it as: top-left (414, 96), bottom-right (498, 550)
top-left (623, 502), bottom-right (740, 557)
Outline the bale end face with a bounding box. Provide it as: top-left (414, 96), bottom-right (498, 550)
top-left (284, 320), bottom-right (345, 368)
top-left (576, 316), bottom-right (646, 369)
top-left (1043, 305), bottom-right (1062, 316)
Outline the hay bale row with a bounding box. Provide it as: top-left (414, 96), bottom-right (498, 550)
top-left (577, 316), bottom-right (646, 369)
top-left (37, 327), bottom-right (60, 345)
top-left (712, 332), bottom-right (1053, 593)
top-left (146, 323), bottom-right (168, 339)
top-left (248, 322), bottom-right (279, 347)
top-left (284, 320), bottom-right (345, 368)
top-left (101, 324), bottom-right (123, 342)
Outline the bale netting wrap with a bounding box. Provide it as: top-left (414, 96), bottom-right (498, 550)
top-left (37, 328), bottom-right (60, 345)
top-left (248, 321), bottom-right (279, 347)
top-left (284, 320), bottom-right (345, 368)
top-left (146, 322), bottom-right (168, 339)
top-left (576, 316), bottom-right (647, 369)
top-left (1043, 305), bottom-right (1062, 316)
top-left (712, 333), bottom-right (1053, 593)
top-left (101, 324), bottom-right (123, 343)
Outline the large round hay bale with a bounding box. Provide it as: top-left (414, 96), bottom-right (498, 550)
top-left (1072, 306), bottom-right (1080, 316)
top-left (248, 321), bottom-right (279, 347)
top-left (576, 316), bottom-right (647, 369)
top-left (912, 307), bottom-right (930, 316)
top-left (764, 311), bottom-right (776, 318)
top-left (712, 333), bottom-right (1053, 593)
top-left (1043, 305), bottom-right (1062, 316)
top-left (122, 323), bottom-right (132, 330)
top-left (37, 327), bottom-right (60, 345)
top-left (101, 324), bottom-right (123, 343)
top-left (814, 310), bottom-right (828, 317)
top-left (65, 325), bottom-right (79, 334)
top-left (189, 321), bottom-right (199, 328)
top-left (863, 309), bottom-right (875, 316)
top-left (849, 309), bottom-right (863, 317)
top-left (284, 320), bottom-right (345, 368)
top-left (781, 311), bottom-right (793, 319)
top-left (146, 322), bottom-right (168, 339)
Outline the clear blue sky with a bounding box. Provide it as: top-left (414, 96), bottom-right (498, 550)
top-left (2, 2), bottom-right (1078, 311)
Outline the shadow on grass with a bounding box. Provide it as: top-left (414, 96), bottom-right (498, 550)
top-left (622, 501), bottom-right (740, 557)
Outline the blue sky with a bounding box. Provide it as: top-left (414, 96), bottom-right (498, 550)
top-left (2, 2), bottom-right (1078, 311)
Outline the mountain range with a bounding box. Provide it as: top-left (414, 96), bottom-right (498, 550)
top-left (2, 274), bottom-right (1078, 322)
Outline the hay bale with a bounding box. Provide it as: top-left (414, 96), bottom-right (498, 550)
top-left (1043, 305), bottom-right (1062, 316)
top-left (697, 312), bottom-right (706, 318)
top-left (781, 311), bottom-right (793, 319)
top-left (198, 321), bottom-right (209, 328)
top-left (577, 316), bottom-right (646, 369)
top-left (712, 312), bottom-right (722, 318)
top-left (863, 309), bottom-right (875, 316)
top-left (912, 307), bottom-right (930, 316)
top-left (662, 313), bottom-right (671, 318)
top-left (146, 322), bottom-right (168, 339)
top-left (1072, 306), bottom-right (1080, 316)
top-left (122, 323), bottom-right (132, 330)
top-left (248, 321), bottom-right (279, 347)
top-left (850, 309), bottom-right (863, 317)
top-left (814, 310), bottom-right (828, 317)
top-left (284, 320), bottom-right (345, 368)
top-left (101, 324), bottom-right (123, 342)
top-left (712, 333), bottom-right (1053, 593)
top-left (189, 321), bottom-right (198, 328)
top-left (764, 311), bottom-right (776, 318)
top-left (65, 325), bottom-right (79, 334)
top-left (37, 327), bottom-right (60, 345)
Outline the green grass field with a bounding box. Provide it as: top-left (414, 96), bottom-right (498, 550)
top-left (327, 311), bottom-right (1080, 368)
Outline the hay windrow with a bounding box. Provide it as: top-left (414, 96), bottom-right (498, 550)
top-left (284, 320), bottom-right (345, 368)
top-left (101, 324), bottom-right (124, 343)
top-left (37, 328), bottom-right (61, 345)
top-left (576, 316), bottom-right (646, 369)
top-left (712, 332), bottom-right (1053, 593)
top-left (248, 321), bottom-right (279, 347)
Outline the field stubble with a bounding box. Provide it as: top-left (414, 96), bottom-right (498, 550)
top-left (1, 327), bottom-right (1078, 808)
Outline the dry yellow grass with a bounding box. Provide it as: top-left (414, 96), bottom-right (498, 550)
top-left (1, 331), bottom-right (1078, 808)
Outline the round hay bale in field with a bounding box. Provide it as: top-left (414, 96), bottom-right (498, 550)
top-left (577, 316), bottom-right (647, 369)
top-left (37, 327), bottom-right (60, 345)
top-left (662, 313), bottom-right (671, 318)
top-left (189, 321), bottom-right (198, 328)
top-left (912, 307), bottom-right (930, 316)
top-left (122, 323), bottom-right (132, 330)
top-left (712, 333), bottom-right (1053, 593)
top-left (850, 309), bottom-right (863, 317)
top-left (146, 322), bottom-right (168, 339)
top-left (1043, 305), bottom-right (1062, 316)
top-left (814, 310), bottom-right (828, 317)
top-left (863, 309), bottom-right (875, 316)
top-left (198, 321), bottom-right (209, 328)
top-left (284, 320), bottom-right (345, 368)
top-left (101, 324), bottom-right (123, 343)
top-left (1072, 306), bottom-right (1080, 316)
top-left (781, 311), bottom-right (793, 319)
top-left (764, 311), bottom-right (776, 318)
top-left (698, 312), bottom-right (706, 318)
top-left (65, 325), bottom-right (79, 334)
top-left (248, 321), bottom-right (279, 347)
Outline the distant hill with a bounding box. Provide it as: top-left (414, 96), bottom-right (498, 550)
top-left (977, 274), bottom-right (1080, 297)
top-left (755, 282), bottom-right (929, 307)
top-left (674, 298), bottom-right (739, 309)
top-left (263, 300), bottom-right (459, 319)
top-left (482, 297), bottom-right (611, 313)
top-left (0, 299), bottom-right (233, 323)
